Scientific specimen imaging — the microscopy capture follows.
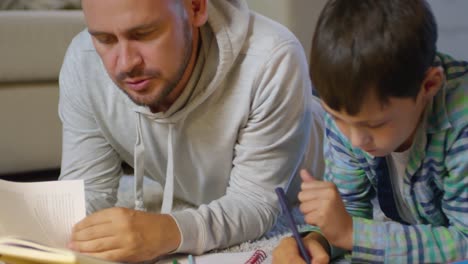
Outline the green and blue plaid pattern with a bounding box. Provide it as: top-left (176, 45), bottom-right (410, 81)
top-left (323, 53), bottom-right (468, 263)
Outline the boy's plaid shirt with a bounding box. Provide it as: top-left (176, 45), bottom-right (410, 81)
top-left (323, 53), bottom-right (468, 263)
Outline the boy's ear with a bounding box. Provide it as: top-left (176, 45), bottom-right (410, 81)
top-left (420, 66), bottom-right (444, 98)
top-left (189, 0), bottom-right (208, 27)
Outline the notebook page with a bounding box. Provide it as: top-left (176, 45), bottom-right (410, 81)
top-left (0, 180), bottom-right (86, 247)
top-left (156, 250), bottom-right (271, 264)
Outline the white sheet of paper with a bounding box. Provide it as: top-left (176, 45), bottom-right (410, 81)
top-left (0, 179), bottom-right (86, 247)
top-left (155, 250), bottom-right (271, 264)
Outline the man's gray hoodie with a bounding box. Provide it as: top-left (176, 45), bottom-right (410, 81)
top-left (59, 0), bottom-right (324, 254)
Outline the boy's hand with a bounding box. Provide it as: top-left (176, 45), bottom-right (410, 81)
top-left (272, 232), bottom-right (330, 264)
top-left (68, 207), bottom-right (181, 262)
top-left (299, 169), bottom-right (353, 250)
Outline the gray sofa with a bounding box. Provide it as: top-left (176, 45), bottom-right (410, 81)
top-left (0, 10), bottom-right (85, 174)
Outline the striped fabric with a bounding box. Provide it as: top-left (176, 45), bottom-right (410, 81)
top-left (322, 53), bottom-right (468, 263)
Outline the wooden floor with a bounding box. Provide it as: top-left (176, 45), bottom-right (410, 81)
top-left (0, 168), bottom-right (60, 182)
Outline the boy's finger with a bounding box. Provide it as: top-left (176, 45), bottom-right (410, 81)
top-left (303, 232), bottom-right (331, 264)
top-left (300, 169), bottom-right (316, 182)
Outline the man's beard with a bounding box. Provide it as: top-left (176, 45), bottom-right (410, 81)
top-left (116, 19), bottom-right (193, 110)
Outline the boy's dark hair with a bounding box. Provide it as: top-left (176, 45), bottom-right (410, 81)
top-left (310, 0), bottom-right (438, 115)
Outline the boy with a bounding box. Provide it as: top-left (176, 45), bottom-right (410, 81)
top-left (273, 0), bottom-right (467, 263)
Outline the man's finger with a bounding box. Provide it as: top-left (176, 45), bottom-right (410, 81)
top-left (74, 207), bottom-right (127, 232)
top-left (70, 236), bottom-right (118, 253)
top-left (82, 248), bottom-right (128, 262)
top-left (71, 223), bottom-right (115, 242)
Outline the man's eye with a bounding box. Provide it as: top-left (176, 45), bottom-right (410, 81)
top-left (95, 35), bottom-right (116, 44)
top-left (132, 30), bottom-right (155, 40)
top-left (134, 31), bottom-right (149, 37)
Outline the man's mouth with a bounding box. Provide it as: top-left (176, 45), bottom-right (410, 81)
top-left (125, 78), bottom-right (151, 92)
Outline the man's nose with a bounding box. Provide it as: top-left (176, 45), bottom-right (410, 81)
top-left (117, 42), bottom-right (142, 74)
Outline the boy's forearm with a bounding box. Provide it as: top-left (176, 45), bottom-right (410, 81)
top-left (351, 217), bottom-right (467, 263)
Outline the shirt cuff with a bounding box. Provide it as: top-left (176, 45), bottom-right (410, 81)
top-left (351, 217), bottom-right (386, 262)
top-left (300, 225), bottom-right (349, 260)
top-left (169, 209), bottom-right (207, 254)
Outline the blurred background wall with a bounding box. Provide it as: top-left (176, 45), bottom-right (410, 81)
top-left (248, 0), bottom-right (468, 62)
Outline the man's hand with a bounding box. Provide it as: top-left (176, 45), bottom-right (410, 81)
top-left (273, 232), bottom-right (330, 264)
top-left (68, 207), bottom-right (181, 262)
top-left (298, 169), bottom-right (353, 250)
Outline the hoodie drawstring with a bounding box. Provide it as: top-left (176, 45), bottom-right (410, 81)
top-left (133, 112), bottom-right (175, 214)
top-left (161, 124), bottom-right (174, 213)
top-left (134, 113), bottom-right (147, 211)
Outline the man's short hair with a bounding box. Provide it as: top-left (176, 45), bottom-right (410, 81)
top-left (310, 0), bottom-right (437, 115)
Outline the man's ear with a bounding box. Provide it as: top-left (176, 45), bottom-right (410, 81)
top-left (420, 66), bottom-right (444, 99)
top-left (189, 0), bottom-right (208, 27)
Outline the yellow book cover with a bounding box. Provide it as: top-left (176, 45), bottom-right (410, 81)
top-left (0, 236), bottom-right (118, 264)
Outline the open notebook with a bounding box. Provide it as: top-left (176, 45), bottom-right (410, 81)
top-left (156, 249), bottom-right (271, 264)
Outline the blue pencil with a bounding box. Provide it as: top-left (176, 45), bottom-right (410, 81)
top-left (275, 187), bottom-right (311, 264)
top-left (188, 254), bottom-right (195, 264)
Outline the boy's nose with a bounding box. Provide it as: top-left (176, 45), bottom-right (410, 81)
top-left (350, 128), bottom-right (371, 149)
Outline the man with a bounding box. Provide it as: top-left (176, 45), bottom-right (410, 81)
top-left (59, 0), bottom-right (324, 262)
top-left (273, 0), bottom-right (468, 263)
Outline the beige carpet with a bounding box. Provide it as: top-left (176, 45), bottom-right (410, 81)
top-left (116, 175), bottom-right (350, 263)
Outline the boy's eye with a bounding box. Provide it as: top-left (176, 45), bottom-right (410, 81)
top-left (333, 117), bottom-right (345, 126)
top-left (367, 122), bottom-right (386, 129)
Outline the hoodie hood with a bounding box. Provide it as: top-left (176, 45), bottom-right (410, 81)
top-left (132, 0), bottom-right (251, 212)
